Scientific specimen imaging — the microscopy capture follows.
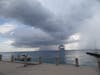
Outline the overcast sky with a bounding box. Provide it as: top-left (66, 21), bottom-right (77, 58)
top-left (0, 0), bottom-right (100, 52)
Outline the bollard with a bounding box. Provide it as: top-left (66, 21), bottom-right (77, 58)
top-left (0, 54), bottom-right (2, 61)
top-left (97, 58), bottom-right (100, 75)
top-left (55, 57), bottom-right (59, 66)
top-left (39, 56), bottom-right (42, 64)
top-left (24, 55), bottom-right (27, 67)
top-left (75, 58), bottom-right (79, 67)
top-left (11, 55), bottom-right (14, 62)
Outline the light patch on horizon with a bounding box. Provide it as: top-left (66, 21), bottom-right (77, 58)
top-left (64, 33), bottom-right (80, 50)
top-left (0, 23), bottom-right (16, 34)
top-left (15, 47), bottom-right (40, 52)
top-left (0, 39), bottom-right (39, 52)
top-left (65, 42), bottom-right (79, 50)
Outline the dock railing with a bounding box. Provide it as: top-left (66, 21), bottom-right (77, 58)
top-left (97, 58), bottom-right (100, 75)
top-left (9, 55), bottom-right (62, 65)
top-left (0, 53), bottom-right (82, 68)
top-left (9, 55), bottom-right (81, 67)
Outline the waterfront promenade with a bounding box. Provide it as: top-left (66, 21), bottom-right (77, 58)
top-left (0, 61), bottom-right (98, 75)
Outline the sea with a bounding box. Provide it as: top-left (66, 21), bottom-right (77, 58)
top-left (0, 50), bottom-right (99, 67)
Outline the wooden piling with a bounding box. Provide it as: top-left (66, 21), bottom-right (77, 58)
top-left (11, 55), bottom-right (14, 62)
top-left (97, 58), bottom-right (100, 75)
top-left (39, 56), bottom-right (42, 64)
top-left (75, 58), bottom-right (79, 67)
top-left (24, 55), bottom-right (27, 67)
top-left (0, 55), bottom-right (2, 61)
top-left (55, 57), bottom-right (59, 66)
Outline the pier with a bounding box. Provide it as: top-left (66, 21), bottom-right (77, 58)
top-left (86, 52), bottom-right (100, 75)
top-left (86, 52), bottom-right (100, 58)
top-left (0, 61), bottom-right (98, 75)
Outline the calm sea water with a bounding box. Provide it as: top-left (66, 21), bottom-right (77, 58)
top-left (0, 50), bottom-right (99, 67)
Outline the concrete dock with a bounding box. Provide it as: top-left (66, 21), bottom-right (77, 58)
top-left (0, 61), bottom-right (98, 75)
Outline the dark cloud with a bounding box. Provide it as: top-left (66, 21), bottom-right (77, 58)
top-left (0, 0), bottom-right (99, 49)
top-left (10, 26), bottom-right (67, 48)
top-left (0, 0), bottom-right (65, 32)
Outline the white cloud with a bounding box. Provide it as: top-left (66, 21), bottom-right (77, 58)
top-left (3, 40), bottom-right (14, 45)
top-left (0, 39), bottom-right (14, 52)
top-left (67, 33), bottom-right (80, 43)
top-left (0, 23), bottom-right (15, 34)
top-left (71, 33), bottom-right (80, 40)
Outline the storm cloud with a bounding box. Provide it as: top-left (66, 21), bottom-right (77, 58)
top-left (0, 0), bottom-right (100, 49)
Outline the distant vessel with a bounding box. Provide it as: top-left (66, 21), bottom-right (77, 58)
top-left (15, 54), bottom-right (32, 61)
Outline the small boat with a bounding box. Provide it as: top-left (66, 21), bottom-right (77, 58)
top-left (15, 54), bottom-right (32, 61)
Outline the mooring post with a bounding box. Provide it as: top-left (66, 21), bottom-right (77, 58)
top-left (97, 58), bottom-right (100, 75)
top-left (75, 58), bottom-right (79, 67)
top-left (11, 55), bottom-right (14, 62)
top-left (39, 56), bottom-right (42, 64)
top-left (24, 55), bottom-right (27, 67)
top-left (0, 54), bottom-right (2, 61)
top-left (55, 57), bottom-right (59, 66)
